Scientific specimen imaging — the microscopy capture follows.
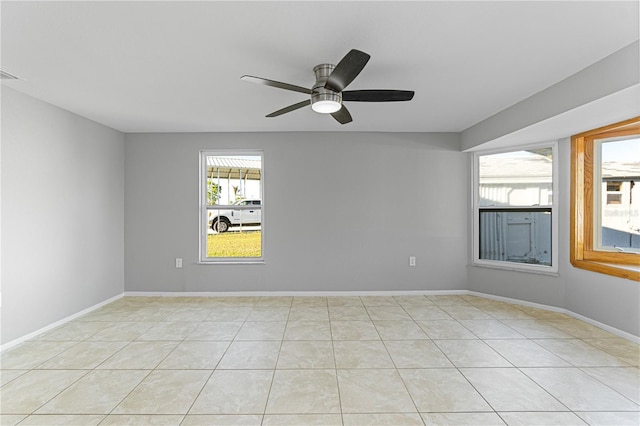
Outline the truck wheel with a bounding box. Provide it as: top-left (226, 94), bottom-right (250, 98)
top-left (212, 218), bottom-right (230, 233)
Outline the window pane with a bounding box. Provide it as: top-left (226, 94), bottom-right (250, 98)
top-left (479, 150), bottom-right (553, 207)
top-left (599, 137), bottom-right (640, 252)
top-left (204, 154), bottom-right (262, 259)
top-left (479, 209), bottom-right (551, 265)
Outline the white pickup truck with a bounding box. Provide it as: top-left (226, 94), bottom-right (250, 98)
top-left (209, 199), bottom-right (261, 233)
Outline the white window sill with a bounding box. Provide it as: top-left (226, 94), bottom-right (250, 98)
top-left (471, 261), bottom-right (559, 277)
top-left (198, 260), bottom-right (265, 265)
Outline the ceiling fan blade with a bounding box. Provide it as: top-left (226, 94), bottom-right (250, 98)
top-left (331, 105), bottom-right (353, 125)
top-left (266, 99), bottom-right (311, 118)
top-left (241, 75), bottom-right (312, 95)
top-left (324, 49), bottom-right (371, 92)
top-left (342, 90), bottom-right (415, 102)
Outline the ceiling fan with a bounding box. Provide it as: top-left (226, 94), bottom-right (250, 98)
top-left (241, 49), bottom-right (415, 125)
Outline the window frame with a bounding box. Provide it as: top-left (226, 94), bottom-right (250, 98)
top-left (472, 141), bottom-right (559, 275)
top-left (570, 117), bottom-right (639, 281)
top-left (198, 150), bottom-right (265, 264)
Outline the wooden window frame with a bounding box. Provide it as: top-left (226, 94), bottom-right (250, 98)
top-left (570, 116), bottom-right (640, 281)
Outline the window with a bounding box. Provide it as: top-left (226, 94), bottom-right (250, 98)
top-left (199, 151), bottom-right (263, 263)
top-left (473, 143), bottom-right (558, 273)
top-left (571, 117), bottom-right (639, 281)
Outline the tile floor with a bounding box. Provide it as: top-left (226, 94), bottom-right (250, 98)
top-left (1, 294), bottom-right (639, 425)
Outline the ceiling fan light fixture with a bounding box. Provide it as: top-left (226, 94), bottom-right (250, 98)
top-left (311, 88), bottom-right (342, 114)
top-left (312, 99), bottom-right (341, 114)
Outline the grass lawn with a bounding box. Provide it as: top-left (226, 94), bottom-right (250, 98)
top-left (207, 231), bottom-right (261, 257)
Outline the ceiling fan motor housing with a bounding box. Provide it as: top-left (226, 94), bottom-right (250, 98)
top-left (311, 64), bottom-right (342, 113)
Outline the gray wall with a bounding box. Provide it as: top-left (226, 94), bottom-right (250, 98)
top-left (468, 137), bottom-right (640, 337)
top-left (1, 88), bottom-right (125, 344)
top-left (124, 132), bottom-right (467, 293)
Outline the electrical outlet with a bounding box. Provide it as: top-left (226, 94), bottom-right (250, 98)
top-left (175, 258), bottom-right (183, 268)
top-left (409, 256), bottom-right (416, 267)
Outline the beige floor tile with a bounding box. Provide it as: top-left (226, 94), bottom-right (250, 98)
top-left (217, 341), bottom-right (280, 369)
top-left (288, 306), bottom-right (329, 321)
top-left (277, 341), bottom-right (335, 369)
top-left (460, 368), bottom-right (566, 411)
top-left (544, 318), bottom-right (616, 339)
top-left (123, 307), bottom-right (175, 322)
top-left (498, 412), bottom-right (587, 425)
top-left (374, 320), bottom-right (428, 340)
top-left (1, 369), bottom-right (87, 414)
top-left (190, 370), bottom-right (273, 414)
top-left (441, 305), bottom-right (493, 320)
top-left (37, 341), bottom-right (128, 369)
top-left (0, 369), bottom-right (28, 386)
top-left (427, 295), bottom-right (470, 306)
top-left (344, 413), bottom-right (424, 425)
top-left (262, 414), bottom-right (341, 425)
top-left (499, 319), bottom-right (573, 338)
top-left (404, 306), bottom-right (453, 320)
top-left (163, 307), bottom-right (211, 321)
top-left (5, 295), bottom-right (639, 424)
top-left (399, 368), bottom-right (491, 412)
top-left (337, 369), bottom-right (416, 413)
top-left (575, 411), bottom-right (640, 426)
top-left (37, 322), bottom-right (112, 341)
top-left (113, 370), bottom-right (210, 414)
top-left (291, 297), bottom-right (328, 307)
top-left (534, 339), bottom-right (630, 366)
top-left (584, 337), bottom-right (640, 366)
top-left (393, 295), bottom-right (434, 307)
top-left (206, 306), bottom-right (253, 321)
top-left (17, 415), bottom-right (105, 425)
top-left (157, 341), bottom-right (230, 369)
top-left (384, 340), bottom-right (453, 368)
top-left (220, 296), bottom-right (259, 306)
top-left (246, 306), bottom-right (290, 321)
top-left (35, 369), bottom-right (149, 414)
top-left (458, 319), bottom-right (524, 339)
top-left (333, 341), bottom-right (394, 368)
top-left (477, 305), bottom-right (534, 320)
top-left (86, 321), bottom-right (156, 341)
top-left (266, 369), bottom-right (340, 414)
top-left (485, 339), bottom-right (571, 367)
top-left (328, 306), bottom-right (369, 321)
top-left (434, 340), bottom-right (511, 367)
top-left (359, 296), bottom-right (399, 307)
top-left (417, 320), bottom-right (477, 339)
top-left (421, 412), bottom-right (506, 425)
top-left (522, 367), bottom-right (639, 411)
top-left (100, 414), bottom-right (185, 425)
top-left (97, 341), bottom-right (178, 369)
top-left (186, 322), bottom-right (243, 341)
top-left (366, 306), bottom-right (412, 320)
top-left (235, 321), bottom-right (286, 340)
top-left (256, 296), bottom-right (293, 307)
top-left (327, 296), bottom-right (363, 307)
top-left (0, 341), bottom-right (78, 369)
top-left (330, 320), bottom-right (380, 340)
top-left (0, 415), bottom-right (27, 426)
top-left (182, 414), bottom-right (262, 425)
top-left (137, 321), bottom-right (199, 341)
top-left (283, 321), bottom-right (332, 340)
top-left (581, 367), bottom-right (640, 404)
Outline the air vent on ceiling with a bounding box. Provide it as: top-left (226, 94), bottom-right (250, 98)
top-left (0, 70), bottom-right (20, 80)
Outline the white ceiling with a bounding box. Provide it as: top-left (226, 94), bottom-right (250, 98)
top-left (2, 1), bottom-right (638, 133)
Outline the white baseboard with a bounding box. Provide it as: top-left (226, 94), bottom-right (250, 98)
top-left (1, 293), bottom-right (124, 352)
top-left (123, 289), bottom-right (468, 298)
